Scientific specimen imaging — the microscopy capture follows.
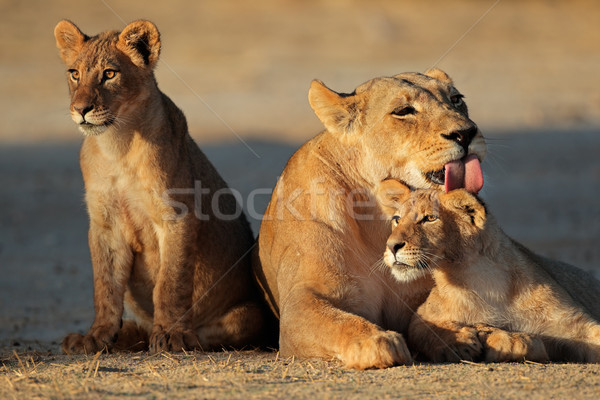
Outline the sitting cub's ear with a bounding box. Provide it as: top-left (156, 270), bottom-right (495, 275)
top-left (54, 20), bottom-right (88, 65)
top-left (442, 189), bottom-right (486, 229)
top-left (309, 80), bottom-right (360, 135)
top-left (376, 179), bottom-right (411, 216)
top-left (424, 68), bottom-right (454, 85)
top-left (117, 20), bottom-right (161, 68)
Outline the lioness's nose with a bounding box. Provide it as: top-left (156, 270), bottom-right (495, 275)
top-left (387, 241), bottom-right (405, 255)
top-left (442, 126), bottom-right (478, 151)
top-left (74, 104), bottom-right (94, 117)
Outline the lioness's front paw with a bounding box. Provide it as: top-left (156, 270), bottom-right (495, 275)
top-left (427, 326), bottom-right (483, 363)
top-left (149, 326), bottom-right (200, 353)
top-left (340, 330), bottom-right (412, 369)
top-left (62, 325), bottom-right (119, 354)
top-left (477, 327), bottom-right (549, 363)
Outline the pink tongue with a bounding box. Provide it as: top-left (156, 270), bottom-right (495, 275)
top-left (444, 155), bottom-right (484, 194)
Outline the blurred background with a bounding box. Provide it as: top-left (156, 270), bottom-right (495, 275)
top-left (0, 0), bottom-right (599, 349)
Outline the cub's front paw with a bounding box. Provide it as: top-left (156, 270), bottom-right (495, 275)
top-left (149, 326), bottom-right (200, 353)
top-left (340, 330), bottom-right (412, 370)
top-left (62, 325), bottom-right (119, 354)
top-left (477, 327), bottom-right (549, 363)
top-left (427, 326), bottom-right (482, 363)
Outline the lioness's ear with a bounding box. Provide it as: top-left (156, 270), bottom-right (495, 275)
top-left (376, 179), bottom-right (411, 216)
top-left (54, 20), bottom-right (87, 65)
top-left (424, 68), bottom-right (454, 85)
top-left (309, 80), bottom-right (358, 135)
top-left (442, 189), bottom-right (486, 229)
top-left (117, 20), bottom-right (161, 68)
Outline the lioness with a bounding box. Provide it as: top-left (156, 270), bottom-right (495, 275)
top-left (54, 20), bottom-right (266, 354)
top-left (255, 70), bottom-right (486, 369)
top-left (378, 180), bottom-right (600, 363)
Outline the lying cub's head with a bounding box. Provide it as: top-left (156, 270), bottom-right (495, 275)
top-left (308, 70), bottom-right (486, 193)
top-left (376, 179), bottom-right (487, 282)
top-left (54, 20), bottom-right (161, 136)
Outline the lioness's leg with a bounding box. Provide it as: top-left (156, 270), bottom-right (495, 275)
top-left (280, 287), bottom-right (411, 369)
top-left (62, 224), bottom-right (133, 354)
top-left (408, 314), bottom-right (482, 362)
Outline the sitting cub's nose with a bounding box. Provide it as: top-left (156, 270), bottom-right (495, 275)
top-left (387, 241), bottom-right (406, 255)
top-left (73, 104), bottom-right (94, 118)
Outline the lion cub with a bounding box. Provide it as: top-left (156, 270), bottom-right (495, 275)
top-left (377, 179), bottom-right (600, 363)
top-left (54, 20), bottom-right (266, 354)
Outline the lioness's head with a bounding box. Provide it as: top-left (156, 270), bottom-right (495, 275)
top-left (54, 20), bottom-right (161, 136)
top-left (376, 179), bottom-right (487, 282)
top-left (309, 70), bottom-right (486, 193)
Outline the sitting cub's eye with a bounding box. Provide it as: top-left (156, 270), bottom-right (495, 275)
top-left (450, 94), bottom-right (464, 106)
top-left (420, 215), bottom-right (438, 223)
top-left (103, 70), bottom-right (117, 80)
top-left (391, 105), bottom-right (417, 118)
top-left (69, 69), bottom-right (80, 81)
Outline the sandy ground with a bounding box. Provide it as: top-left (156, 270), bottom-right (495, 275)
top-left (1, 0), bottom-right (600, 398)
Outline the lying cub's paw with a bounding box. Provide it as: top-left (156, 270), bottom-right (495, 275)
top-left (428, 326), bottom-right (482, 363)
top-left (62, 324), bottom-right (119, 354)
top-left (340, 330), bottom-right (412, 370)
top-left (477, 327), bottom-right (549, 363)
top-left (149, 326), bottom-right (200, 353)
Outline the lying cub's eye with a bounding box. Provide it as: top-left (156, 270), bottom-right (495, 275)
top-left (420, 215), bottom-right (438, 223)
top-left (391, 105), bottom-right (416, 118)
top-left (103, 70), bottom-right (117, 80)
top-left (450, 94), bottom-right (464, 106)
top-left (69, 69), bottom-right (80, 81)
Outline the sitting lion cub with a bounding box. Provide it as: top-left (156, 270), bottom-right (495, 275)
top-left (54, 20), bottom-right (266, 354)
top-left (377, 179), bottom-right (600, 363)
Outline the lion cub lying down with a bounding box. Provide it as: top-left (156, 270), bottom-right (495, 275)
top-left (377, 180), bottom-right (600, 363)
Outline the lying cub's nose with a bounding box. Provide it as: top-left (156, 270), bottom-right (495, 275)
top-left (387, 241), bottom-right (406, 255)
top-left (74, 104), bottom-right (94, 117)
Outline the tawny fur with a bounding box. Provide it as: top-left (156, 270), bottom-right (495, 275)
top-left (378, 180), bottom-right (600, 363)
top-left (254, 70), bottom-right (487, 369)
top-left (54, 20), bottom-right (268, 354)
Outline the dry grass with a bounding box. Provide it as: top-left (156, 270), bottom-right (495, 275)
top-left (2, 349), bottom-right (600, 399)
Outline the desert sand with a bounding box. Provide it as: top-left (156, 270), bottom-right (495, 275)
top-left (1, 0), bottom-right (600, 398)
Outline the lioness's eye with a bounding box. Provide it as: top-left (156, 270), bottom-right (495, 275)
top-left (69, 69), bottom-right (80, 81)
top-left (391, 105), bottom-right (416, 118)
top-left (450, 94), bottom-right (464, 106)
top-left (391, 215), bottom-right (400, 225)
top-left (103, 70), bottom-right (117, 80)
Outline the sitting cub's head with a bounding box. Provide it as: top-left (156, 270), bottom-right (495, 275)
top-left (376, 179), bottom-right (487, 282)
top-left (54, 20), bottom-right (161, 136)
top-left (308, 70), bottom-right (486, 193)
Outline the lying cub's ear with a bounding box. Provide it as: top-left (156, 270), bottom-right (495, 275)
top-left (376, 179), bottom-right (411, 216)
top-left (442, 189), bottom-right (486, 229)
top-left (117, 20), bottom-right (161, 68)
top-left (309, 80), bottom-right (360, 135)
top-left (424, 68), bottom-right (454, 85)
top-left (54, 20), bottom-right (88, 65)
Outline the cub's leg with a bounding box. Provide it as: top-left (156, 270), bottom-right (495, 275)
top-left (148, 222), bottom-right (200, 353)
top-left (62, 223), bottom-right (133, 354)
top-left (196, 301), bottom-right (268, 349)
top-left (280, 287), bottom-right (412, 370)
top-left (112, 320), bottom-right (149, 352)
top-left (543, 319), bottom-right (600, 362)
top-left (475, 325), bottom-right (549, 363)
top-left (408, 315), bottom-right (482, 362)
